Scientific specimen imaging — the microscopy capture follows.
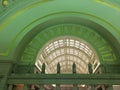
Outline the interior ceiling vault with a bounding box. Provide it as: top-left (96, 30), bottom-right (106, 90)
top-left (35, 36), bottom-right (100, 74)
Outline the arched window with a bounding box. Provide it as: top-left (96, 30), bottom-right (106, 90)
top-left (35, 36), bottom-right (100, 74)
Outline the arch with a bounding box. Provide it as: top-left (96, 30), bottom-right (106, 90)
top-left (35, 36), bottom-right (100, 74)
top-left (0, 1), bottom-right (120, 89)
top-left (20, 24), bottom-right (116, 65)
top-left (0, 0), bottom-right (120, 62)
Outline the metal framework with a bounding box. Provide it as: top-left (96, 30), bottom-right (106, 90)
top-left (5, 61), bottom-right (120, 90)
top-left (8, 74), bottom-right (120, 85)
top-left (35, 37), bottom-right (100, 74)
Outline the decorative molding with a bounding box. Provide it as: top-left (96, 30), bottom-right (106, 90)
top-left (21, 24), bottom-right (117, 65)
top-left (93, 0), bottom-right (120, 11)
top-left (8, 74), bottom-right (120, 84)
top-left (12, 64), bottom-right (35, 74)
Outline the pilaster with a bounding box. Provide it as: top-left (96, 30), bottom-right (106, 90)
top-left (0, 62), bottom-right (13, 90)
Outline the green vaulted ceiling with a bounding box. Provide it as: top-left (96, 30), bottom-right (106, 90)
top-left (0, 0), bottom-right (120, 66)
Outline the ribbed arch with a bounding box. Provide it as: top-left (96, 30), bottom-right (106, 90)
top-left (35, 36), bottom-right (100, 74)
top-left (21, 24), bottom-right (116, 65)
top-left (18, 23), bottom-right (118, 74)
top-left (47, 54), bottom-right (88, 65)
top-left (42, 43), bottom-right (92, 58)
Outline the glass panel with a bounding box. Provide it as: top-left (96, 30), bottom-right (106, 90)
top-left (35, 36), bottom-right (100, 74)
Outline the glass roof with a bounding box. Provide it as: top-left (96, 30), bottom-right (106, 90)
top-left (35, 36), bottom-right (100, 74)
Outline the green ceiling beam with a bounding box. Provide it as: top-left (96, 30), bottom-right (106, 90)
top-left (8, 74), bottom-right (120, 84)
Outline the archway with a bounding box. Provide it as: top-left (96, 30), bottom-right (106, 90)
top-left (0, 0), bottom-right (120, 90)
top-left (35, 36), bottom-right (100, 74)
top-left (20, 24), bottom-right (117, 66)
top-left (16, 24), bottom-right (117, 90)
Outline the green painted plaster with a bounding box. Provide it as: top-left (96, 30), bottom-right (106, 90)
top-left (0, 0), bottom-right (120, 72)
top-left (20, 24), bottom-right (117, 65)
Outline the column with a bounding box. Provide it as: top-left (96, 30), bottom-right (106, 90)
top-left (0, 76), bottom-right (8, 90)
top-left (8, 84), bottom-right (13, 90)
top-left (107, 85), bottom-right (113, 90)
top-left (73, 84), bottom-right (77, 90)
top-left (101, 85), bottom-right (105, 90)
top-left (72, 63), bottom-right (76, 74)
top-left (91, 85), bottom-right (95, 90)
top-left (41, 63), bottom-right (45, 74)
top-left (39, 84), bottom-right (44, 90)
top-left (0, 63), bottom-right (12, 90)
top-left (57, 63), bottom-right (60, 74)
top-left (23, 84), bottom-right (28, 90)
top-left (56, 84), bottom-right (60, 90)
